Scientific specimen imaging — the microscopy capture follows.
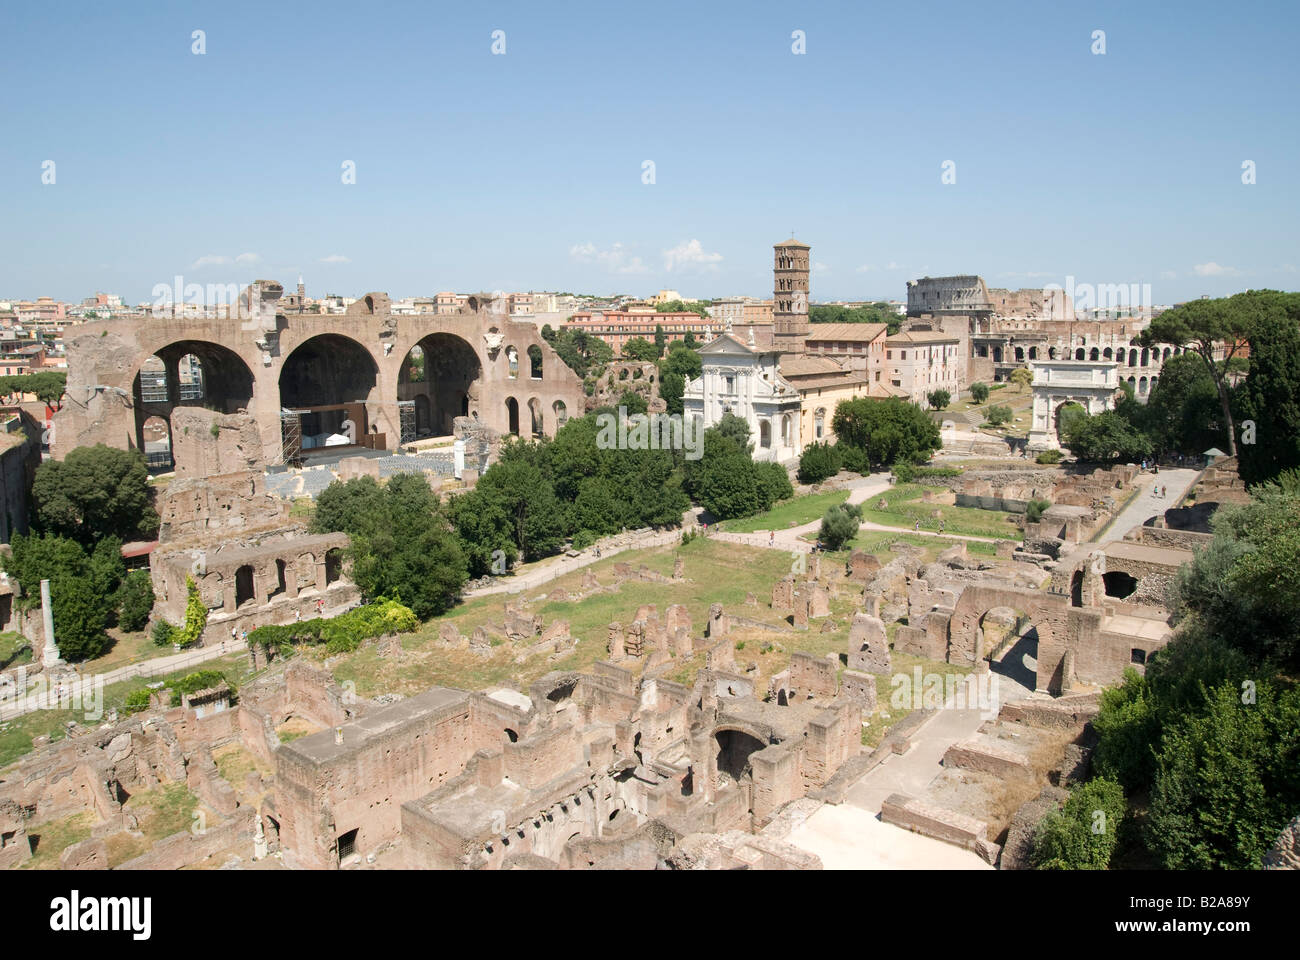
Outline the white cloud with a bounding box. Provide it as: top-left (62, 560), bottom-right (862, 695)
top-left (812, 261), bottom-right (830, 275)
top-left (234, 252), bottom-right (261, 265)
top-left (569, 241), bottom-right (648, 274)
top-left (663, 239), bottom-right (723, 272)
top-left (855, 264), bottom-right (876, 273)
top-left (319, 254), bottom-right (350, 264)
top-left (886, 261), bottom-right (902, 271)
top-left (190, 254), bottom-right (231, 269)
top-left (1193, 261), bottom-right (1240, 277)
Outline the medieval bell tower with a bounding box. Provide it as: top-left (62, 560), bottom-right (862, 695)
top-left (773, 237), bottom-right (810, 348)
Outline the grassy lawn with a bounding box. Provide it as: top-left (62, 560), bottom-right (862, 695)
top-left (716, 489), bottom-right (850, 534)
top-left (845, 530), bottom-right (1000, 558)
top-left (857, 483), bottom-right (1022, 540)
top-left (0, 631), bottom-right (32, 670)
top-left (78, 627), bottom-right (156, 674)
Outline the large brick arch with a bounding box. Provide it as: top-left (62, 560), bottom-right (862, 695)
top-left (947, 584), bottom-right (1071, 691)
top-left (53, 288), bottom-right (585, 462)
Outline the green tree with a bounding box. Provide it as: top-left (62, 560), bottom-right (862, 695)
top-left (690, 431), bottom-right (766, 520)
top-left (754, 461), bottom-right (793, 505)
top-left (313, 473), bottom-right (468, 617)
top-left (656, 299), bottom-right (710, 318)
top-left (618, 389), bottom-right (648, 415)
top-left (654, 324), bottom-right (666, 357)
top-left (1147, 680), bottom-right (1300, 869)
top-left (818, 505), bottom-right (859, 550)
top-left (797, 442), bottom-right (841, 485)
top-left (712, 412), bottom-right (752, 453)
top-left (2, 533), bottom-right (91, 607)
top-left (50, 576), bottom-right (109, 661)
top-left (474, 459), bottom-right (565, 562)
top-left (985, 404), bottom-right (1013, 427)
top-left (969, 381), bottom-right (989, 403)
top-left (1060, 410), bottom-right (1153, 462)
top-left (448, 484), bottom-right (518, 578)
top-left (116, 569), bottom-right (156, 632)
top-left (1142, 352), bottom-right (1224, 456)
top-left (1139, 291), bottom-right (1286, 457)
top-left (1234, 297), bottom-right (1300, 486)
top-left (32, 444), bottom-right (158, 545)
top-left (832, 397), bottom-right (941, 468)
top-left (927, 389), bottom-right (951, 410)
top-left (1009, 367), bottom-right (1033, 392)
top-left (658, 341), bottom-right (703, 416)
top-left (621, 337), bottom-right (659, 362)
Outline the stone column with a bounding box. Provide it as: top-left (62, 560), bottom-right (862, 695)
top-left (40, 579), bottom-right (62, 668)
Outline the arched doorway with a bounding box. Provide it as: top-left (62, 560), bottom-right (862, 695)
top-left (397, 333), bottom-right (481, 438)
top-left (280, 334), bottom-right (378, 454)
top-left (1054, 401), bottom-right (1086, 439)
top-left (505, 397), bottom-right (519, 435)
top-left (132, 340), bottom-right (255, 459)
top-left (141, 414), bottom-right (172, 472)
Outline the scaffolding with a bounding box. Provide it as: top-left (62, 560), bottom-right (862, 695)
top-left (398, 400), bottom-right (416, 445)
top-left (280, 409), bottom-right (303, 466)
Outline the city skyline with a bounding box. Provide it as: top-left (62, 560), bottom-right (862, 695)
top-left (2, 0), bottom-right (1298, 304)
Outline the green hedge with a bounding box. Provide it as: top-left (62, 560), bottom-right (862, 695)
top-left (124, 688), bottom-right (152, 713)
top-left (169, 669), bottom-right (233, 707)
top-left (249, 598), bottom-right (419, 656)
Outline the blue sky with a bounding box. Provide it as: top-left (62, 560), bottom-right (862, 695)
top-left (2, 0), bottom-right (1297, 304)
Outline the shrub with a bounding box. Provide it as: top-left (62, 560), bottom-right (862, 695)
top-left (970, 382), bottom-right (990, 403)
top-left (835, 443), bottom-right (872, 475)
top-left (1031, 778), bottom-right (1126, 870)
top-left (986, 405), bottom-right (1013, 427)
top-left (249, 598), bottom-right (420, 656)
top-left (755, 461), bottom-right (794, 506)
top-left (124, 688), bottom-right (152, 714)
top-left (797, 442), bottom-right (841, 485)
top-left (151, 619), bottom-right (177, 647)
top-left (116, 569), bottom-right (156, 632)
top-left (174, 576), bottom-right (208, 649)
top-left (571, 529), bottom-right (597, 551)
top-left (1025, 498), bottom-right (1052, 523)
top-left (892, 463), bottom-right (915, 484)
top-left (1036, 449), bottom-right (1064, 464)
top-left (819, 505), bottom-right (860, 551)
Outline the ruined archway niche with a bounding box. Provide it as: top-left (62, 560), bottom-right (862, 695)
top-left (714, 728), bottom-right (766, 783)
top-left (398, 333), bottom-right (481, 438)
top-left (132, 340), bottom-right (256, 459)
